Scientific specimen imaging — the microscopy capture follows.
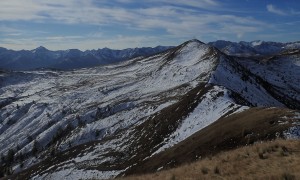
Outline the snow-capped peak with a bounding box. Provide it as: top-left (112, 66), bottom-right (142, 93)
top-left (251, 40), bottom-right (263, 46)
top-left (0, 39), bottom-right (299, 180)
top-left (32, 46), bottom-right (49, 53)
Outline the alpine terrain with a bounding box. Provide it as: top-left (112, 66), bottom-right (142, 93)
top-left (0, 39), bottom-right (299, 179)
top-left (0, 46), bottom-right (172, 71)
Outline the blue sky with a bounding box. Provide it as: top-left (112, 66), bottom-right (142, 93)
top-left (0, 0), bottom-right (300, 50)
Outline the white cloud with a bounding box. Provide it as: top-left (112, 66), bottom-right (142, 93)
top-left (0, 25), bottom-right (21, 33)
top-left (267, 4), bottom-right (286, 16)
top-left (159, 0), bottom-right (219, 8)
top-left (0, 0), bottom-right (219, 23)
top-left (0, 0), bottom-right (268, 49)
top-left (0, 1), bottom-right (263, 37)
top-left (114, 0), bottom-right (219, 8)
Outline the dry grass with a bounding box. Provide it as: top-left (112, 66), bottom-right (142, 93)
top-left (123, 108), bottom-right (298, 175)
top-left (119, 139), bottom-right (300, 180)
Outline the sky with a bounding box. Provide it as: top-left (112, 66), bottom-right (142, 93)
top-left (0, 0), bottom-right (300, 50)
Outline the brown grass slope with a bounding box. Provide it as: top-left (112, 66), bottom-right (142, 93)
top-left (120, 139), bottom-right (300, 180)
top-left (122, 107), bottom-right (300, 177)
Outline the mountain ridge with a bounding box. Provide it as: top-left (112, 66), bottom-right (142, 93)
top-left (0, 45), bottom-right (173, 71)
top-left (1, 39), bottom-right (300, 71)
top-left (208, 40), bottom-right (300, 56)
top-left (0, 39), bottom-right (299, 179)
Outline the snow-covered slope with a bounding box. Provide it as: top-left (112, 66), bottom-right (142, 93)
top-left (0, 46), bottom-right (172, 71)
top-left (0, 39), bottom-right (299, 179)
top-left (209, 40), bottom-right (300, 56)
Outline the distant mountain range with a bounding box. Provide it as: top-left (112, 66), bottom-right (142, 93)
top-left (0, 46), bottom-right (172, 70)
top-left (1, 40), bottom-right (300, 71)
top-left (208, 40), bottom-right (300, 56)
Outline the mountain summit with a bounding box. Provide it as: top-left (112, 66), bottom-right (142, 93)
top-left (33, 46), bottom-right (48, 52)
top-left (0, 39), bottom-right (299, 179)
